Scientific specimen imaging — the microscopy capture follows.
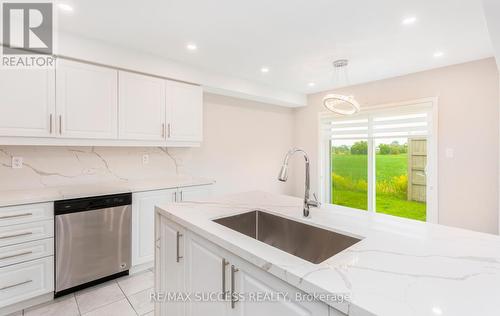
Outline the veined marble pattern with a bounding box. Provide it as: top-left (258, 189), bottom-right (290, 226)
top-left (156, 191), bottom-right (500, 316)
top-left (0, 146), bottom-right (194, 191)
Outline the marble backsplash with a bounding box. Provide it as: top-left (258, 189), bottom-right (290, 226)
top-left (0, 146), bottom-right (192, 191)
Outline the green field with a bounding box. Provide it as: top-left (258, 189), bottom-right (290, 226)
top-left (331, 153), bottom-right (426, 221)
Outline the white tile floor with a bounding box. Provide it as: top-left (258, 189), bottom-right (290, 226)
top-left (17, 270), bottom-right (155, 316)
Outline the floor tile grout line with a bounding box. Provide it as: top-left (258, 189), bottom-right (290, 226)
top-left (73, 293), bottom-right (83, 316)
top-left (76, 280), bottom-right (125, 315)
top-left (116, 279), bottom-right (140, 316)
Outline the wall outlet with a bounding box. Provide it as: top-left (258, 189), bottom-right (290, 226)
top-left (11, 156), bottom-right (23, 169)
top-left (142, 154), bottom-right (150, 165)
top-left (445, 148), bottom-right (454, 159)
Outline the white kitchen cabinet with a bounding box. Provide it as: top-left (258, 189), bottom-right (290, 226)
top-left (0, 203), bottom-right (54, 313)
top-left (156, 215), bottom-right (186, 316)
top-left (166, 80), bottom-right (203, 143)
top-left (156, 216), bottom-right (329, 316)
top-left (0, 68), bottom-right (55, 137)
top-left (185, 234), bottom-right (230, 316)
top-left (133, 185), bottom-right (212, 269)
top-left (176, 185), bottom-right (213, 202)
top-left (119, 71), bottom-right (166, 141)
top-left (0, 59), bottom-right (204, 147)
top-left (56, 59), bottom-right (118, 139)
top-left (132, 189), bottom-right (176, 267)
top-left (232, 259), bottom-right (328, 316)
top-left (0, 257), bottom-right (54, 309)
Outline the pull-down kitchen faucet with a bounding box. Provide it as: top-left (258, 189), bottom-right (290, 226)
top-left (278, 148), bottom-right (320, 217)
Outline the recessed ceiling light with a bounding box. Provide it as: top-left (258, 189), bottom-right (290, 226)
top-left (433, 51), bottom-right (444, 58)
top-left (308, 82), bottom-right (316, 87)
top-left (260, 67), bottom-right (269, 73)
top-left (431, 307), bottom-right (443, 315)
top-left (402, 16), bottom-right (417, 25)
top-left (186, 43), bottom-right (197, 51)
top-left (57, 3), bottom-right (74, 13)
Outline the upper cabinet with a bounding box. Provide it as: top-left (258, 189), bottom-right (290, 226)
top-left (0, 68), bottom-right (55, 137)
top-left (0, 59), bottom-right (203, 147)
top-left (56, 59), bottom-right (118, 139)
top-left (166, 80), bottom-right (203, 143)
top-left (119, 71), bottom-right (166, 141)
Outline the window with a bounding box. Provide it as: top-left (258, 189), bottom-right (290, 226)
top-left (321, 100), bottom-right (437, 222)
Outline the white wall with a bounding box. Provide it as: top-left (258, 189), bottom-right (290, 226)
top-left (186, 93), bottom-right (295, 195)
top-left (292, 58), bottom-right (500, 234)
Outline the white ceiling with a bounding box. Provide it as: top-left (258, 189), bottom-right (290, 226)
top-left (57, 0), bottom-right (494, 94)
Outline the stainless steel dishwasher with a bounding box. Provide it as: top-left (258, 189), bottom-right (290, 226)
top-left (54, 193), bottom-right (132, 297)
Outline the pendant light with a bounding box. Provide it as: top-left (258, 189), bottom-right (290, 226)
top-left (322, 59), bottom-right (360, 115)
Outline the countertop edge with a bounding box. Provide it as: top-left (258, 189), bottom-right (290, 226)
top-left (0, 177), bottom-right (216, 207)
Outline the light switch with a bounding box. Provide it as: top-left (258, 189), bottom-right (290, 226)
top-left (12, 157), bottom-right (23, 169)
top-left (445, 148), bottom-right (454, 159)
top-left (142, 154), bottom-right (150, 165)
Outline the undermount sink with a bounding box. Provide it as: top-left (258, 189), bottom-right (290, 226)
top-left (213, 210), bottom-right (361, 264)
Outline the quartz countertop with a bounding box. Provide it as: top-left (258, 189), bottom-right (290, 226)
top-left (0, 176), bottom-right (215, 207)
top-left (156, 191), bottom-right (500, 316)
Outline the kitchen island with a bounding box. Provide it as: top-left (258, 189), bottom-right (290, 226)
top-left (155, 191), bottom-right (500, 316)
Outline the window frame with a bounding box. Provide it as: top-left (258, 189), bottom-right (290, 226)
top-left (318, 97), bottom-right (439, 223)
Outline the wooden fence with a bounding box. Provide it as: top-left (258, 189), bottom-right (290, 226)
top-left (407, 138), bottom-right (427, 202)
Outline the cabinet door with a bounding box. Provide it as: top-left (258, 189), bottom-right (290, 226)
top-left (0, 68), bottom-right (55, 137)
top-left (119, 71), bottom-right (166, 140)
top-left (156, 216), bottom-right (186, 316)
top-left (178, 185), bottom-right (213, 202)
top-left (232, 261), bottom-right (329, 316)
top-left (56, 59), bottom-right (118, 139)
top-left (185, 233), bottom-right (230, 316)
top-left (132, 189), bottom-right (176, 266)
top-left (166, 80), bottom-right (203, 142)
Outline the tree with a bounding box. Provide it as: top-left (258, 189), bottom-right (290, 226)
top-left (333, 145), bottom-right (350, 155)
top-left (351, 141), bottom-right (368, 155)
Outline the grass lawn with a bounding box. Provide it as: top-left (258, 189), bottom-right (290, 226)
top-left (331, 153), bottom-right (426, 221)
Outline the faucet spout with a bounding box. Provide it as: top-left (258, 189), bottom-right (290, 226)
top-left (277, 148), bottom-right (320, 217)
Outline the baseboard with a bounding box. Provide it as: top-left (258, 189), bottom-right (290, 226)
top-left (130, 261), bottom-right (154, 274)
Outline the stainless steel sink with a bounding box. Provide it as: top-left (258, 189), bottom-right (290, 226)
top-left (213, 210), bottom-right (361, 264)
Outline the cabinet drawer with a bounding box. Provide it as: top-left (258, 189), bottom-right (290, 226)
top-left (0, 220), bottom-right (53, 248)
top-left (0, 203), bottom-right (53, 227)
top-left (0, 238), bottom-right (54, 268)
top-left (0, 256), bottom-right (54, 308)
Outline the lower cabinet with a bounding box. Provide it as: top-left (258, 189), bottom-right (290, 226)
top-left (0, 257), bottom-right (54, 308)
top-left (133, 184), bottom-right (213, 268)
top-left (132, 189), bottom-right (177, 267)
top-left (155, 215), bottom-right (186, 316)
top-left (0, 202), bottom-right (54, 312)
top-left (155, 215), bottom-right (330, 316)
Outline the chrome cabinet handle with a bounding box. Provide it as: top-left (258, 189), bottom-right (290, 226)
top-left (0, 213), bottom-right (32, 220)
top-left (0, 280), bottom-right (32, 291)
top-left (167, 123), bottom-right (171, 138)
top-left (0, 250), bottom-right (33, 261)
top-left (173, 191), bottom-right (177, 202)
top-left (49, 114), bottom-right (53, 133)
top-left (221, 258), bottom-right (229, 296)
top-left (176, 231), bottom-right (183, 263)
top-left (230, 265), bottom-right (239, 309)
top-left (180, 191), bottom-right (183, 202)
top-left (58, 115), bottom-right (62, 134)
top-left (161, 123), bottom-right (165, 138)
top-left (0, 231), bottom-right (33, 239)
